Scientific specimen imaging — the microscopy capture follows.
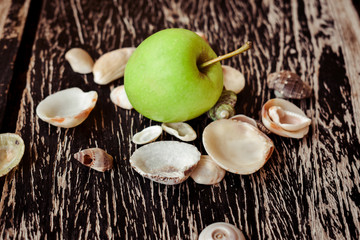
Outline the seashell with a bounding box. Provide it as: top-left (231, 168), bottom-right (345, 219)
top-left (130, 141), bottom-right (201, 185)
top-left (36, 87), bottom-right (98, 128)
top-left (199, 222), bottom-right (246, 240)
top-left (208, 90), bottom-right (237, 120)
top-left (267, 70), bottom-right (312, 99)
top-left (93, 47), bottom-right (136, 85)
top-left (190, 155), bottom-right (226, 185)
top-left (222, 65), bottom-right (245, 94)
top-left (65, 48), bottom-right (94, 74)
top-left (261, 98), bottom-right (311, 138)
top-left (203, 119), bottom-right (274, 175)
top-left (74, 148), bottom-right (113, 172)
top-left (0, 133), bottom-right (25, 177)
top-left (161, 122), bottom-right (197, 142)
top-left (132, 125), bottom-right (163, 144)
top-left (230, 114), bottom-right (257, 128)
top-left (110, 85), bottom-right (133, 109)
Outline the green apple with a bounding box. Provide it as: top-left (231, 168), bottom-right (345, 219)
top-left (124, 28), bottom-right (223, 123)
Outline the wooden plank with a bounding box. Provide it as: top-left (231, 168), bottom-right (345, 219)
top-left (0, 0), bottom-right (31, 127)
top-left (1, 0), bottom-right (360, 239)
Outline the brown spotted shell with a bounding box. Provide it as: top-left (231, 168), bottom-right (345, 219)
top-left (267, 70), bottom-right (312, 99)
top-left (74, 148), bottom-right (113, 172)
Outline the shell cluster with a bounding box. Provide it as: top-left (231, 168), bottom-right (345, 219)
top-left (36, 87), bottom-right (98, 128)
top-left (262, 98), bottom-right (311, 138)
top-left (0, 133), bottom-right (25, 177)
top-left (74, 148), bottom-right (113, 172)
top-left (267, 70), bottom-right (312, 99)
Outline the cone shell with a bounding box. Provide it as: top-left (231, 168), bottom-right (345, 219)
top-left (0, 133), bottom-right (25, 177)
top-left (130, 141), bottom-right (201, 185)
top-left (74, 148), bottom-right (113, 172)
top-left (36, 87), bottom-right (97, 128)
top-left (203, 119), bottom-right (274, 175)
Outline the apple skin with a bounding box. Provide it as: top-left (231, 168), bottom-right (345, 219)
top-left (124, 28), bottom-right (223, 123)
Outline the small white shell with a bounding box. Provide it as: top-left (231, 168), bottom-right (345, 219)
top-left (110, 85), bottom-right (133, 109)
top-left (203, 119), bottom-right (274, 175)
top-left (0, 133), bottom-right (25, 177)
top-left (36, 87), bottom-right (98, 128)
top-left (65, 48), bottom-right (94, 74)
top-left (161, 122), bottom-right (197, 141)
top-left (262, 98), bottom-right (311, 138)
top-left (74, 148), bottom-right (113, 172)
top-left (222, 65), bottom-right (245, 94)
top-left (190, 155), bottom-right (226, 185)
top-left (132, 126), bottom-right (163, 144)
top-left (93, 47), bottom-right (136, 85)
top-left (199, 222), bottom-right (246, 240)
top-left (130, 141), bottom-right (201, 185)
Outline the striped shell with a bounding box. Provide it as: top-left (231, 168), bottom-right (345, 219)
top-left (267, 70), bottom-right (312, 99)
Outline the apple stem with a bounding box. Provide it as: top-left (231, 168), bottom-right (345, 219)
top-left (199, 41), bottom-right (253, 69)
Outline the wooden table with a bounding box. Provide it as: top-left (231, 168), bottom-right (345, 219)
top-left (1, 0), bottom-right (360, 239)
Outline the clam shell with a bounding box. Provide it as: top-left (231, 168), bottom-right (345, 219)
top-left (132, 125), bottom-right (163, 144)
top-left (222, 65), bottom-right (245, 94)
top-left (65, 48), bottom-right (94, 74)
top-left (199, 222), bottom-right (246, 240)
top-left (261, 98), bottom-right (311, 138)
top-left (230, 114), bottom-right (257, 127)
top-left (190, 155), bottom-right (226, 185)
top-left (36, 87), bottom-right (98, 128)
top-left (161, 122), bottom-right (197, 141)
top-left (130, 141), bottom-right (201, 185)
top-left (203, 119), bottom-right (274, 175)
top-left (267, 70), bottom-right (312, 99)
top-left (74, 148), bottom-right (113, 172)
top-left (110, 85), bottom-right (133, 109)
top-left (0, 133), bottom-right (25, 177)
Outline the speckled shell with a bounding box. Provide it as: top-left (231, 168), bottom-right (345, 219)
top-left (199, 222), bottom-right (246, 240)
top-left (0, 133), bottom-right (25, 177)
top-left (74, 148), bottom-right (113, 172)
top-left (130, 141), bottom-right (201, 185)
top-left (267, 70), bottom-right (312, 99)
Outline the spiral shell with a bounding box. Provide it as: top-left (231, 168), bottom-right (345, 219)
top-left (199, 222), bottom-right (246, 240)
top-left (208, 90), bottom-right (237, 120)
top-left (74, 148), bottom-right (113, 172)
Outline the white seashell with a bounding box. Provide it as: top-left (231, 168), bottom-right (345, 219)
top-left (132, 126), bottom-right (163, 144)
top-left (222, 65), bottom-right (245, 94)
top-left (36, 87), bottom-right (98, 128)
top-left (190, 155), bottom-right (226, 185)
top-left (230, 114), bottom-right (257, 128)
top-left (74, 148), bottom-right (113, 172)
top-left (130, 141), bottom-right (201, 185)
top-left (203, 119), bottom-right (274, 175)
top-left (161, 122), bottom-right (197, 141)
top-left (65, 48), bottom-right (94, 74)
top-left (110, 85), bottom-right (133, 109)
top-left (0, 133), bottom-right (25, 177)
top-left (199, 222), bottom-right (246, 240)
top-left (93, 47), bottom-right (136, 85)
top-left (262, 98), bottom-right (311, 138)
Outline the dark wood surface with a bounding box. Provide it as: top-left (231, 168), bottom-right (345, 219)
top-left (1, 0), bottom-right (360, 239)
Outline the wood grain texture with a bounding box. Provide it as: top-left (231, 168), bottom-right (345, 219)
top-left (1, 0), bottom-right (360, 239)
top-left (0, 0), bottom-right (31, 127)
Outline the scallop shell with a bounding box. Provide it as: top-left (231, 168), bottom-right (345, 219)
top-left (74, 148), bottom-right (113, 172)
top-left (130, 141), bottom-right (201, 185)
top-left (267, 70), bottom-right (312, 99)
top-left (0, 133), bottom-right (25, 177)
top-left (132, 126), bottom-right (163, 144)
top-left (199, 222), bottom-right (246, 240)
top-left (203, 119), bottom-right (274, 175)
top-left (161, 122), bottom-right (197, 141)
top-left (110, 85), bottom-right (133, 109)
top-left (36, 87), bottom-right (98, 128)
top-left (222, 65), bottom-right (245, 94)
top-left (261, 98), bottom-right (311, 138)
top-left (190, 155), bottom-right (226, 185)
